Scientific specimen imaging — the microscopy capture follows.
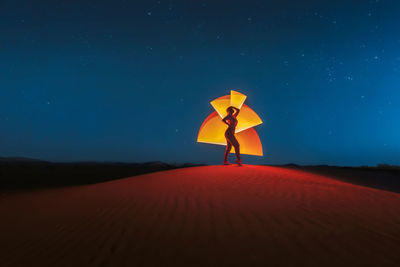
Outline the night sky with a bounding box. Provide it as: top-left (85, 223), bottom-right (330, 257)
top-left (1, 0), bottom-right (399, 166)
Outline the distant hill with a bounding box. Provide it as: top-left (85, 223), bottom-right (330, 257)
top-left (0, 159), bottom-right (205, 190)
top-left (0, 157), bottom-right (49, 163)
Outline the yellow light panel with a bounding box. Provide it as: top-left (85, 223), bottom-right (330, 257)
top-left (197, 111), bottom-right (227, 145)
top-left (235, 104), bottom-right (263, 133)
top-left (233, 128), bottom-right (263, 156)
top-left (230, 90), bottom-right (247, 109)
top-left (210, 95), bottom-right (230, 118)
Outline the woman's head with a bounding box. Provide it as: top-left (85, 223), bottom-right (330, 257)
top-left (226, 106), bottom-right (234, 115)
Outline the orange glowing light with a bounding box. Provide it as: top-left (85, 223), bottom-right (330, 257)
top-left (197, 90), bottom-right (263, 156)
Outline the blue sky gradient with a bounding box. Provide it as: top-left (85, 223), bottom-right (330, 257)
top-left (1, 0), bottom-right (399, 165)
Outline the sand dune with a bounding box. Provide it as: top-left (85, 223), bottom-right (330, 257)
top-left (1, 165), bottom-right (400, 266)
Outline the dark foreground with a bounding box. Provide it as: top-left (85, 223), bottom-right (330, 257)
top-left (1, 165), bottom-right (400, 266)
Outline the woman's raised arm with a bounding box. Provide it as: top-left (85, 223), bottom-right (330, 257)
top-left (233, 107), bottom-right (240, 117)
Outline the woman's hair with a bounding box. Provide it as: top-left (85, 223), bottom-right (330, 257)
top-left (226, 106), bottom-right (234, 114)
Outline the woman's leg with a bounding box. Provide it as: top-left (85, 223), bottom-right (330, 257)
top-left (225, 131), bottom-right (241, 164)
top-left (230, 135), bottom-right (241, 162)
top-left (224, 141), bottom-right (232, 163)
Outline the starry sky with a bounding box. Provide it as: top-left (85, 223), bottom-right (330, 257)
top-left (1, 0), bottom-right (400, 166)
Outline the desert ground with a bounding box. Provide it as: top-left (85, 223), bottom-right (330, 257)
top-left (1, 165), bottom-right (400, 266)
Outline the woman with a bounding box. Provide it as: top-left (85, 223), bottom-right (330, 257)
top-left (222, 106), bottom-right (242, 166)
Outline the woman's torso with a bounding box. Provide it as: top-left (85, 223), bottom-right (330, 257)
top-left (225, 115), bottom-right (237, 132)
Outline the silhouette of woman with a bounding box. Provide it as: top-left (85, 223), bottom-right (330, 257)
top-left (222, 106), bottom-right (242, 166)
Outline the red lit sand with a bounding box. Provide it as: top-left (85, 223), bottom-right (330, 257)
top-left (1, 165), bottom-right (400, 266)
